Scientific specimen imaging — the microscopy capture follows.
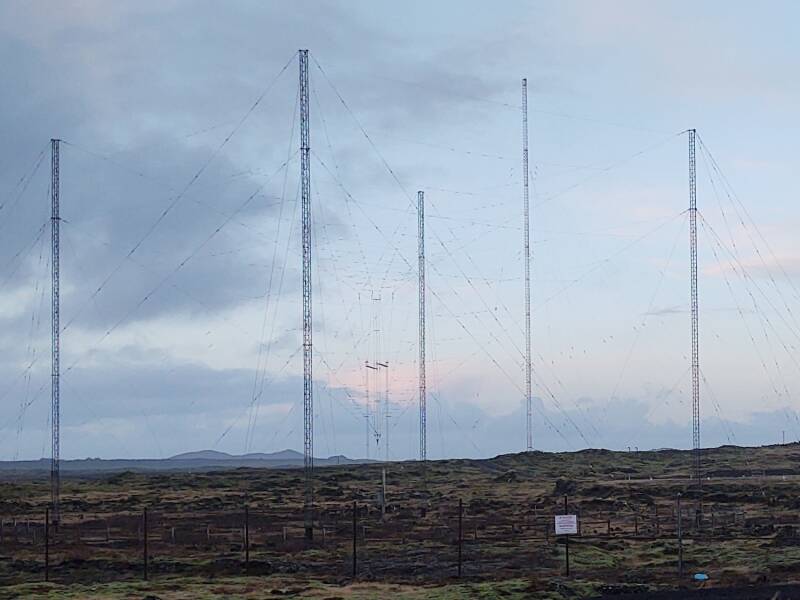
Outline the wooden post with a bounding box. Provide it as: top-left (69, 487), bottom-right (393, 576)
top-left (352, 500), bottom-right (357, 579)
top-left (381, 468), bottom-right (387, 521)
top-left (143, 507), bottom-right (149, 581)
top-left (457, 498), bottom-right (463, 578)
top-left (677, 494), bottom-right (683, 578)
top-left (44, 508), bottom-right (49, 583)
top-left (244, 504), bottom-right (250, 570)
top-left (564, 496), bottom-right (570, 577)
top-left (655, 505), bottom-right (660, 536)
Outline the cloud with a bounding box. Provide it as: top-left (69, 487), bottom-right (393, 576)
top-left (2, 1), bottom-right (800, 461)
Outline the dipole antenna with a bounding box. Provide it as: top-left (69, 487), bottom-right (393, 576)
top-left (365, 360), bottom-right (378, 458)
top-left (50, 138), bottom-right (61, 525)
top-left (377, 361), bottom-right (389, 460)
top-left (688, 128), bottom-right (701, 487)
top-left (299, 49), bottom-right (314, 540)
top-left (370, 294), bottom-right (382, 453)
top-left (417, 190), bottom-right (427, 462)
top-left (522, 79), bottom-right (533, 452)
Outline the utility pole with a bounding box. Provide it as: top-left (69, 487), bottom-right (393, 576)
top-left (417, 190), bottom-right (427, 462)
top-left (522, 79), bottom-right (533, 452)
top-left (299, 48), bottom-right (314, 541)
top-left (50, 138), bottom-right (61, 525)
top-left (688, 129), bottom-right (701, 488)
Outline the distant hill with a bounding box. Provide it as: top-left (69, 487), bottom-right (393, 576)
top-left (169, 450), bottom-right (234, 460)
top-left (169, 449), bottom-right (306, 461)
top-left (0, 449), bottom-right (371, 476)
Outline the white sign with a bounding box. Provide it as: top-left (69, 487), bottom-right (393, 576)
top-left (554, 514), bottom-right (578, 535)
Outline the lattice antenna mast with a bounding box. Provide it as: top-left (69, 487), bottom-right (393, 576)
top-left (688, 128), bottom-right (701, 487)
top-left (50, 138), bottom-right (61, 525)
top-left (417, 190), bottom-right (427, 462)
top-left (522, 79), bottom-right (533, 452)
top-left (299, 49), bottom-right (314, 540)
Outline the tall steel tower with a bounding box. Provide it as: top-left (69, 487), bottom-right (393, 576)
top-left (522, 79), bottom-right (533, 452)
top-left (688, 129), bottom-right (701, 486)
top-left (50, 138), bottom-right (61, 524)
top-left (299, 49), bottom-right (314, 540)
top-left (417, 190), bottom-right (427, 462)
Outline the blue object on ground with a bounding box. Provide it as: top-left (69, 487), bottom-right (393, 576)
top-left (693, 573), bottom-right (709, 581)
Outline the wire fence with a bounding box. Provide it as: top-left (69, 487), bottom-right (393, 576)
top-left (3, 494), bottom-right (799, 585)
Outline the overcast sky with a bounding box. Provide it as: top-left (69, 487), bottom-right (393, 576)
top-left (2, 1), bottom-right (800, 460)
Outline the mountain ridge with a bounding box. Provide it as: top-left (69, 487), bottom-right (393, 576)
top-left (0, 449), bottom-right (371, 475)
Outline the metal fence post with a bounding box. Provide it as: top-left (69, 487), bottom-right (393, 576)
top-left (143, 507), bottom-right (149, 581)
top-left (244, 504), bottom-right (250, 570)
top-left (564, 495), bottom-right (570, 577)
top-left (45, 507), bottom-right (50, 583)
top-left (352, 500), bottom-right (358, 579)
top-left (677, 494), bottom-right (683, 578)
top-left (457, 498), bottom-right (463, 577)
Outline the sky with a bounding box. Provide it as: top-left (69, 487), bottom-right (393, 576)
top-left (1, 0), bottom-right (800, 460)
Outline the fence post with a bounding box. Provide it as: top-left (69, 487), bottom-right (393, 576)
top-left (143, 507), bottom-right (149, 581)
top-left (244, 504), bottom-right (250, 570)
top-left (457, 498), bottom-right (463, 578)
top-left (676, 494), bottom-right (683, 578)
top-left (655, 505), bottom-right (660, 535)
top-left (381, 468), bottom-right (387, 521)
top-left (564, 495), bottom-right (570, 577)
top-left (45, 507), bottom-right (49, 583)
top-left (352, 500), bottom-right (358, 579)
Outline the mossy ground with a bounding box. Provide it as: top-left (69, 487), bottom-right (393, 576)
top-left (3, 444), bottom-right (800, 598)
